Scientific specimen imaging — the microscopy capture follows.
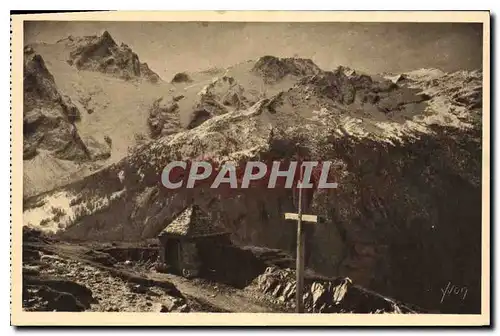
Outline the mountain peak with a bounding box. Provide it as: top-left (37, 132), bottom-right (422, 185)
top-left (252, 55), bottom-right (321, 83)
top-left (101, 30), bottom-right (113, 41)
top-left (66, 31), bottom-right (160, 83)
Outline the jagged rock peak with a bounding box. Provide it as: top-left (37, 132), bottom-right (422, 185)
top-left (252, 55), bottom-right (322, 83)
top-left (100, 30), bottom-right (115, 45)
top-left (66, 30), bottom-right (161, 83)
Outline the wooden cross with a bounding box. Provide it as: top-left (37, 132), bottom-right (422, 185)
top-left (284, 180), bottom-right (318, 313)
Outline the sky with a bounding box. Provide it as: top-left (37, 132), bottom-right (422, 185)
top-left (24, 21), bottom-right (483, 80)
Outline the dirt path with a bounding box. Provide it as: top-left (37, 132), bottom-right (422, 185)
top-left (149, 272), bottom-right (281, 313)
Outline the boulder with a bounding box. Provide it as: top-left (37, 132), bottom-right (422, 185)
top-left (254, 266), bottom-right (415, 313)
top-left (48, 291), bottom-right (86, 312)
top-left (171, 72), bottom-right (192, 83)
top-left (23, 276), bottom-right (95, 311)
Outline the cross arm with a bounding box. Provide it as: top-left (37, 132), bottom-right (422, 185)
top-left (284, 213), bottom-right (318, 223)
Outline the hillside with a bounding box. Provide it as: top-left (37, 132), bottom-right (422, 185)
top-left (23, 31), bottom-right (483, 314)
top-left (23, 32), bottom-right (169, 197)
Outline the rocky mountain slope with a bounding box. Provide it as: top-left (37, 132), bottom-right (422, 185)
top-left (23, 33), bottom-right (310, 197)
top-left (23, 32), bottom-right (170, 197)
top-left (24, 38), bottom-right (483, 314)
top-left (23, 46), bottom-right (113, 197)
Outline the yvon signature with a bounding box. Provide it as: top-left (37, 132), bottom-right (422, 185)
top-left (440, 281), bottom-right (468, 303)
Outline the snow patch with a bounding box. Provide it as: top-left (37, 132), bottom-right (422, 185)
top-left (23, 192), bottom-right (77, 233)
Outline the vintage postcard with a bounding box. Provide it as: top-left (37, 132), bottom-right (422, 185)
top-left (10, 11), bottom-right (490, 326)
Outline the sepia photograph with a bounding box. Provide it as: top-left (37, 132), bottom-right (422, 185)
top-left (10, 11), bottom-right (490, 326)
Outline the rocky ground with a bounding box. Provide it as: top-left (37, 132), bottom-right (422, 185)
top-left (23, 230), bottom-right (190, 312)
top-left (250, 266), bottom-right (421, 313)
top-left (22, 228), bottom-right (418, 313)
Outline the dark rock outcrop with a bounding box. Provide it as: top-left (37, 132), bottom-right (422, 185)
top-left (23, 276), bottom-right (95, 312)
top-left (140, 63), bottom-right (161, 83)
top-left (80, 135), bottom-right (111, 161)
top-left (187, 109), bottom-right (215, 130)
top-left (171, 72), bottom-right (192, 83)
top-left (254, 266), bottom-right (419, 313)
top-left (23, 47), bottom-right (87, 161)
top-left (24, 47), bottom-right (111, 162)
top-left (147, 97), bottom-right (182, 138)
